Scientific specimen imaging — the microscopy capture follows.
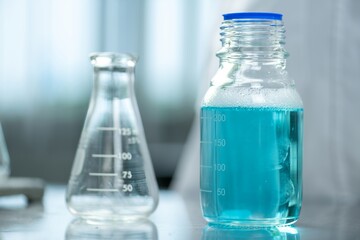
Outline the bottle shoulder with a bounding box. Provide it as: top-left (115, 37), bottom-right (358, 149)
top-left (202, 86), bottom-right (303, 109)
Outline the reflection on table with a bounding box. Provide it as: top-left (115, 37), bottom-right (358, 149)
top-left (65, 218), bottom-right (157, 240)
top-left (0, 185), bottom-right (360, 239)
top-left (202, 224), bottom-right (299, 240)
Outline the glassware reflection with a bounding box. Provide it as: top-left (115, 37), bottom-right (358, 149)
top-left (202, 224), bottom-right (299, 240)
top-left (65, 218), bottom-right (158, 240)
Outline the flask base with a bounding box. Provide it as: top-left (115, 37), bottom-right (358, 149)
top-left (66, 194), bottom-right (157, 222)
top-left (68, 207), bottom-right (152, 223)
top-left (80, 215), bottom-right (149, 224)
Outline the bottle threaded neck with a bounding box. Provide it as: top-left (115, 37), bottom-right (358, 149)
top-left (218, 14), bottom-right (288, 61)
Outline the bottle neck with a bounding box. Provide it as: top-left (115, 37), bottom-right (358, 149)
top-left (219, 18), bottom-right (287, 63)
top-left (212, 19), bottom-right (290, 87)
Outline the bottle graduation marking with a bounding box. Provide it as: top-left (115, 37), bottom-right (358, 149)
top-left (200, 189), bottom-right (213, 193)
top-left (200, 165), bottom-right (213, 168)
top-left (200, 115), bottom-right (214, 195)
top-left (200, 112), bottom-right (227, 196)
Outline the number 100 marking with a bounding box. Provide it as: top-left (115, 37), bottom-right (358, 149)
top-left (120, 152), bottom-right (132, 160)
top-left (214, 164), bottom-right (226, 171)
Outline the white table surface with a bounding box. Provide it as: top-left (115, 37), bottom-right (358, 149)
top-left (0, 185), bottom-right (359, 240)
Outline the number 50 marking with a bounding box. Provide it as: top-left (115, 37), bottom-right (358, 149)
top-left (217, 188), bottom-right (226, 196)
top-left (120, 152), bottom-right (132, 160)
top-left (122, 184), bottom-right (133, 192)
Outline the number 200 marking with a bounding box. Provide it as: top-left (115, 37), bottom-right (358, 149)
top-left (214, 114), bottom-right (226, 122)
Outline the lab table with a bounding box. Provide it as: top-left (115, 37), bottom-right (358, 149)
top-left (0, 185), bottom-right (359, 239)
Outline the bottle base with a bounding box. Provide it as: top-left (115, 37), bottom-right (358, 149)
top-left (204, 217), bottom-right (298, 228)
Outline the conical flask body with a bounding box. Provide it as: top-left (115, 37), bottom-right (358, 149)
top-left (66, 53), bottom-right (159, 221)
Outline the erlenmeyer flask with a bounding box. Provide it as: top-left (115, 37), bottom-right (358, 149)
top-left (0, 123), bottom-right (10, 178)
top-left (66, 53), bottom-right (159, 221)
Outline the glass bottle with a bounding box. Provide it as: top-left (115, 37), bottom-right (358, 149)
top-left (200, 12), bottom-right (304, 226)
top-left (66, 53), bottom-right (159, 221)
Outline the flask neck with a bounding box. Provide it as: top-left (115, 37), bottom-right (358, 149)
top-left (90, 53), bottom-right (136, 99)
top-left (92, 68), bottom-right (134, 99)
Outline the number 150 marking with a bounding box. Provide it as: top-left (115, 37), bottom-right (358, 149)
top-left (214, 139), bottom-right (226, 147)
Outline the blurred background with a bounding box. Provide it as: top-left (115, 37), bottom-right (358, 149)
top-left (1, 0), bottom-right (360, 202)
top-left (0, 0), bottom-right (220, 187)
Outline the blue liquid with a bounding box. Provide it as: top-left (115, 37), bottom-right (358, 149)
top-left (200, 106), bottom-right (303, 226)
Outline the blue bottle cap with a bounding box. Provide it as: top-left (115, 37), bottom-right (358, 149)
top-left (223, 12), bottom-right (283, 21)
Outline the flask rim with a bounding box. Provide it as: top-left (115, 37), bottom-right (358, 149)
top-left (90, 52), bottom-right (137, 68)
top-left (223, 12), bottom-right (282, 21)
